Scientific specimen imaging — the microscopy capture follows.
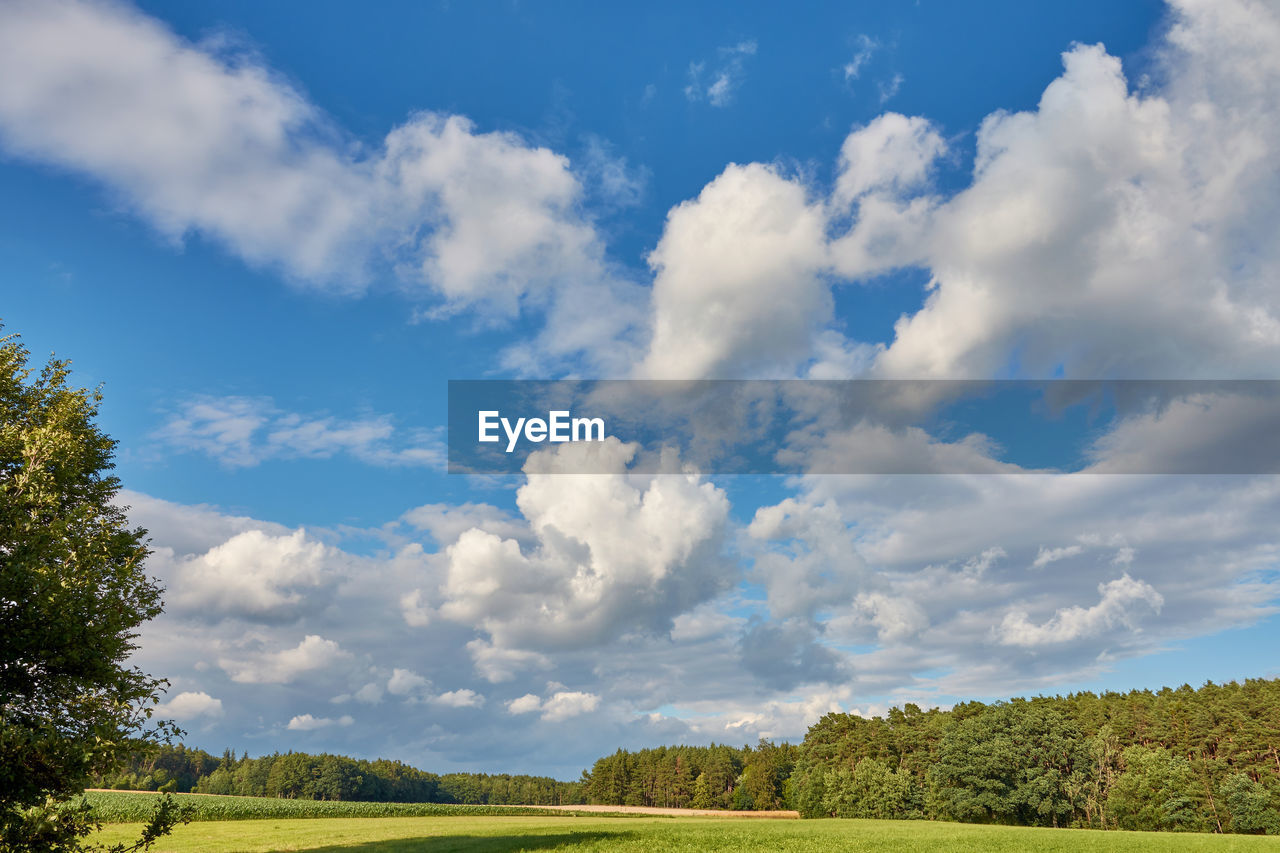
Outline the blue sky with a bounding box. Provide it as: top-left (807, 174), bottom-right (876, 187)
top-left (2, 0), bottom-right (1279, 779)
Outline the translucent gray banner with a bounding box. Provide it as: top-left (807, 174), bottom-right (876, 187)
top-left (447, 380), bottom-right (1280, 475)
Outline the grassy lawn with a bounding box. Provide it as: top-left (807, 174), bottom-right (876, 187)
top-left (92, 815), bottom-right (1280, 852)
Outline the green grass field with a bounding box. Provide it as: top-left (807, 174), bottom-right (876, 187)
top-left (90, 810), bottom-right (1280, 852)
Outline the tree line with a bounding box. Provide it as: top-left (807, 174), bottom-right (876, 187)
top-left (96, 747), bottom-right (585, 805)
top-left (580, 742), bottom-right (797, 810)
top-left (93, 677), bottom-right (1280, 833)
top-left (789, 678), bottom-right (1280, 834)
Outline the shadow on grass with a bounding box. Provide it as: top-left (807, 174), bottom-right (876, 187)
top-left (293, 830), bottom-right (631, 852)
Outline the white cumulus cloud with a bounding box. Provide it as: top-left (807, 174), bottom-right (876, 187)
top-left (287, 713), bottom-right (354, 731)
top-left (156, 691), bottom-right (224, 721)
top-left (219, 635), bottom-right (347, 684)
top-left (999, 574), bottom-right (1165, 646)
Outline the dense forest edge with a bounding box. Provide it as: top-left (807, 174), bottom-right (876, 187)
top-left (98, 677), bottom-right (1280, 834)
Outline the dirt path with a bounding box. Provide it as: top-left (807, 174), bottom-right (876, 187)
top-left (85, 790), bottom-right (799, 818)
top-left (501, 804), bottom-right (799, 819)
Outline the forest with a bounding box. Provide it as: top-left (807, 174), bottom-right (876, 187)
top-left (581, 742), bottom-right (796, 810)
top-left (789, 678), bottom-right (1280, 833)
top-left (100, 678), bottom-right (1280, 834)
top-left (97, 748), bottom-right (585, 806)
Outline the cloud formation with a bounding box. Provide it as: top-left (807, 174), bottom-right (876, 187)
top-left (641, 163), bottom-right (830, 379)
top-left (156, 691), bottom-right (224, 722)
top-left (435, 439), bottom-right (732, 653)
top-left (877, 2), bottom-right (1280, 379)
top-left (156, 396), bottom-right (444, 469)
top-left (0, 0), bottom-right (644, 372)
top-left (219, 635), bottom-right (347, 684)
top-left (507, 689), bottom-right (601, 722)
top-left (288, 713), bottom-right (354, 731)
top-left (13, 0), bottom-right (1278, 780)
top-left (645, 0), bottom-right (1280, 382)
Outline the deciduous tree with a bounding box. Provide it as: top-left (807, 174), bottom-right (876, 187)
top-left (0, 329), bottom-right (185, 851)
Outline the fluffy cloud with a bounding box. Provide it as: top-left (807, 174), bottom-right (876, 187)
top-left (5, 0), bottom-right (1279, 384)
top-left (0, 0), bottom-right (369, 284)
top-left (646, 0), bottom-right (1280, 382)
top-left (116, 462), bottom-right (1279, 776)
top-left (854, 592), bottom-right (929, 643)
top-left (738, 617), bottom-right (848, 691)
top-left (832, 113), bottom-right (946, 206)
top-left (399, 502), bottom-right (528, 547)
top-left (1086, 390), bottom-right (1280, 474)
top-left (25, 0), bottom-right (1280, 780)
top-left (387, 667), bottom-right (431, 697)
top-left (876, 1), bottom-right (1280, 379)
top-left (506, 694), bottom-right (543, 715)
top-left (641, 164), bottom-right (831, 379)
top-left (353, 683), bottom-right (385, 705)
top-left (507, 689), bottom-right (601, 722)
top-left (287, 713), bottom-right (354, 731)
top-left (156, 691), bottom-right (224, 721)
top-left (398, 589), bottom-right (433, 628)
top-left (0, 0), bottom-right (643, 371)
top-left (113, 490), bottom-right (761, 775)
top-left (158, 529), bottom-right (339, 622)
top-left (700, 689), bottom-right (852, 742)
top-left (119, 489), bottom-right (293, 560)
top-left (219, 635), bottom-right (347, 684)
top-left (637, 110), bottom-right (948, 379)
top-left (747, 499), bottom-right (867, 621)
top-left (432, 689), bottom-right (485, 709)
top-left (436, 439), bottom-right (732, 657)
top-left (465, 641), bottom-right (552, 684)
top-left (540, 691), bottom-right (600, 721)
top-left (753, 470), bottom-right (1280, 699)
top-left (999, 574), bottom-right (1165, 646)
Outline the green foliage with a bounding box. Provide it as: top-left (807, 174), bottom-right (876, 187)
top-left (789, 757), bottom-right (827, 819)
top-left (97, 743), bottom-right (583, 806)
top-left (929, 700), bottom-right (1090, 827)
top-left (436, 771), bottom-right (584, 806)
top-left (1219, 774), bottom-right (1280, 835)
top-left (691, 773), bottom-right (713, 809)
top-left (582, 742), bottom-right (796, 810)
top-left (1108, 747), bottom-right (1207, 832)
top-left (794, 678), bottom-right (1280, 834)
top-left (821, 759), bottom-right (922, 820)
top-left (0, 329), bottom-right (185, 851)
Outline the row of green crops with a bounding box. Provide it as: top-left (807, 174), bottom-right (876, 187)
top-left (84, 791), bottom-right (582, 823)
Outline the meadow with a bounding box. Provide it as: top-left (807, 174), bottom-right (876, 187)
top-left (88, 794), bottom-right (1280, 853)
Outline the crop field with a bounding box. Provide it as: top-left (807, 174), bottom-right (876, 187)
top-left (89, 806), bottom-right (1280, 853)
top-left (83, 791), bottom-right (574, 822)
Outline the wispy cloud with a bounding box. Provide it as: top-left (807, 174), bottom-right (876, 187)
top-left (684, 40), bottom-right (757, 107)
top-left (842, 34), bottom-right (879, 81)
top-left (878, 72), bottom-right (904, 103)
top-left (155, 395), bottom-right (444, 468)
